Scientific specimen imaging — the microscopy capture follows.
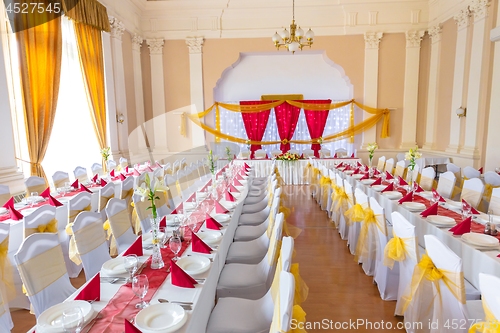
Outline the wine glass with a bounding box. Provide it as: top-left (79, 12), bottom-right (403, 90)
top-left (61, 307), bottom-right (84, 333)
top-left (30, 192), bottom-right (38, 207)
top-left (462, 201), bottom-right (472, 220)
top-left (132, 274), bottom-right (149, 309)
top-left (123, 254), bottom-right (138, 283)
top-left (169, 236), bottom-right (182, 261)
top-left (432, 190), bottom-right (441, 204)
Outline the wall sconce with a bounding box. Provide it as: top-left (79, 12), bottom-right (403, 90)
top-left (116, 113), bottom-right (125, 124)
top-left (456, 107), bottom-right (466, 118)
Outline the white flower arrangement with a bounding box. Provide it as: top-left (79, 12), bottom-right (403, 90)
top-left (207, 150), bottom-right (218, 175)
top-left (405, 147), bottom-right (422, 171)
top-left (134, 174), bottom-right (169, 219)
top-left (366, 143), bottom-right (378, 165)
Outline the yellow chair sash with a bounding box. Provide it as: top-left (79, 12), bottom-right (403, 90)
top-left (107, 209), bottom-right (132, 240)
top-left (69, 220), bottom-right (106, 265)
top-left (345, 203), bottom-right (365, 226)
top-left (484, 184), bottom-right (500, 202)
top-left (383, 231), bottom-right (416, 269)
top-left (99, 193), bottom-right (114, 211)
top-left (53, 178), bottom-right (70, 190)
top-left (267, 232), bottom-right (282, 266)
top-left (320, 176), bottom-right (332, 204)
top-left (266, 213), bottom-right (276, 239)
top-left (131, 200), bottom-right (149, 235)
top-left (489, 195), bottom-right (500, 215)
top-left (270, 254), bottom-right (283, 303)
top-left (395, 165), bottom-right (406, 178)
top-left (26, 184), bottom-right (46, 196)
top-left (0, 237), bottom-right (15, 301)
top-left (303, 162), bottom-right (312, 183)
top-left (461, 188), bottom-right (482, 209)
top-left (270, 300), bottom-right (308, 333)
top-left (25, 219), bottom-right (58, 238)
top-left (121, 187), bottom-right (134, 202)
top-left (330, 188), bottom-right (352, 214)
top-left (419, 175), bottom-right (435, 191)
top-left (17, 245), bottom-right (67, 296)
top-left (354, 207), bottom-right (384, 263)
top-left (175, 181), bottom-right (182, 197)
top-left (281, 206), bottom-right (302, 239)
top-left (401, 253), bottom-right (466, 314)
top-left (68, 204), bottom-right (92, 224)
top-left (469, 301), bottom-right (500, 333)
top-left (291, 263), bottom-right (309, 305)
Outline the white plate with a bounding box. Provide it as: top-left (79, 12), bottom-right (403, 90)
top-left (417, 191), bottom-right (433, 199)
top-left (360, 179), bottom-right (376, 185)
top-left (101, 257), bottom-right (127, 276)
top-left (445, 200), bottom-right (462, 209)
top-left (21, 207), bottom-right (38, 216)
top-left (344, 170), bottom-right (354, 175)
top-left (37, 301), bottom-right (94, 333)
top-left (166, 215), bottom-right (183, 226)
top-left (212, 214), bottom-right (230, 223)
top-left (0, 207), bottom-right (7, 215)
top-left (183, 202), bottom-right (196, 211)
top-left (176, 255), bottom-right (211, 275)
top-left (426, 215), bottom-right (457, 227)
top-left (402, 202), bottom-right (427, 212)
top-left (14, 203), bottom-right (26, 209)
top-left (135, 303), bottom-right (187, 333)
top-left (352, 174), bottom-right (364, 180)
top-left (196, 230), bottom-right (222, 245)
top-left (371, 185), bottom-right (387, 192)
top-left (383, 191), bottom-right (403, 200)
top-left (461, 233), bottom-right (499, 248)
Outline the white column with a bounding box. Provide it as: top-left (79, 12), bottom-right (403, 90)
top-left (146, 39), bottom-right (169, 154)
top-left (102, 32), bottom-right (119, 158)
top-left (361, 32), bottom-right (383, 148)
top-left (446, 8), bottom-right (471, 154)
top-left (462, 0), bottom-right (492, 161)
top-left (185, 37), bottom-right (206, 148)
top-left (400, 30), bottom-right (425, 149)
top-left (109, 17), bottom-right (129, 158)
top-left (422, 25), bottom-right (442, 151)
top-left (131, 34), bottom-right (147, 152)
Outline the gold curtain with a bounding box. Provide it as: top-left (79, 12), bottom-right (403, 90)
top-left (16, 10), bottom-right (62, 181)
top-left (73, 22), bottom-right (107, 152)
top-left (62, 0), bottom-right (111, 32)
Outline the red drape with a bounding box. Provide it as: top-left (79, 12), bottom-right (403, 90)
top-left (303, 99), bottom-right (332, 158)
top-left (240, 101), bottom-right (271, 158)
top-left (274, 101), bottom-right (301, 152)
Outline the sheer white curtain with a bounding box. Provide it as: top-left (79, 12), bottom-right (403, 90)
top-left (219, 102), bottom-right (353, 157)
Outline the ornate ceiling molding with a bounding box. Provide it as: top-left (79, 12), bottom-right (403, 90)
top-left (185, 37), bottom-right (204, 54)
top-left (146, 38), bottom-right (165, 55)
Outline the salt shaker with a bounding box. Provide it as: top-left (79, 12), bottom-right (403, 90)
top-left (485, 210), bottom-right (493, 235)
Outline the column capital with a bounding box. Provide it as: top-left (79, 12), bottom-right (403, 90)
top-left (108, 16), bottom-right (125, 40)
top-left (406, 30), bottom-right (425, 48)
top-left (132, 34), bottom-right (143, 52)
top-left (146, 38), bottom-right (165, 55)
top-left (470, 0), bottom-right (490, 21)
top-left (454, 8), bottom-right (471, 29)
top-left (185, 37), bottom-right (204, 54)
top-left (428, 25), bottom-right (442, 43)
top-left (364, 32), bottom-right (383, 49)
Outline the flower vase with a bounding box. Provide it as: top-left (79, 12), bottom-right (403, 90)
top-left (211, 174), bottom-right (217, 186)
top-left (368, 157), bottom-right (373, 168)
top-left (407, 169), bottom-right (414, 193)
top-left (149, 216), bottom-right (164, 269)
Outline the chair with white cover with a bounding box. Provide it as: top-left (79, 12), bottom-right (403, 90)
top-left (107, 160), bottom-right (117, 172)
top-left (217, 212), bottom-right (284, 300)
top-left (239, 150), bottom-right (251, 159)
top-left (0, 224), bottom-right (14, 331)
top-left (14, 233), bottom-right (77, 317)
top-left (384, 158), bottom-right (395, 175)
top-left (25, 176), bottom-right (46, 196)
top-left (105, 198), bottom-right (136, 254)
top-left (268, 271), bottom-right (295, 333)
top-left (303, 148), bottom-right (315, 158)
top-left (254, 149), bottom-right (267, 159)
top-left (447, 163), bottom-right (462, 185)
top-left (469, 273), bottom-right (500, 333)
top-left (288, 149), bottom-right (299, 155)
top-left (73, 166), bottom-right (89, 184)
top-left (371, 198), bottom-right (399, 300)
top-left (419, 166), bottom-right (436, 191)
top-left (319, 148), bottom-right (331, 158)
top-left (334, 148), bottom-right (347, 158)
top-left (0, 277), bottom-right (12, 332)
top-left (119, 175), bottom-right (135, 215)
top-left (97, 182), bottom-right (115, 220)
top-left (119, 157), bottom-right (128, 169)
top-left (463, 166), bottom-right (481, 180)
top-left (207, 237), bottom-right (294, 333)
top-left (488, 188), bottom-right (500, 215)
top-left (348, 187), bottom-right (367, 256)
top-left (460, 178), bottom-right (485, 209)
top-left (71, 212), bottom-right (111, 280)
top-left (406, 164), bottom-right (420, 185)
top-left (271, 149), bottom-right (282, 157)
top-left (436, 171), bottom-right (457, 199)
top-left (376, 156), bottom-right (386, 172)
top-left (0, 185), bottom-right (11, 207)
top-left (482, 171), bottom-right (500, 211)
top-left (394, 160), bottom-right (407, 179)
top-left (333, 175), bottom-right (353, 240)
top-left (91, 163), bottom-right (103, 176)
top-left (239, 183), bottom-right (279, 226)
top-left (52, 171), bottom-right (70, 191)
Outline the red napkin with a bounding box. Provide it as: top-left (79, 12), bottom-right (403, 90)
top-left (420, 202), bottom-right (439, 217)
top-left (159, 216), bottom-right (166, 228)
top-left (357, 161), bottom-right (363, 167)
top-left (2, 197), bottom-right (14, 209)
top-left (119, 173), bottom-right (126, 181)
top-left (351, 152), bottom-right (355, 158)
top-left (8, 207), bottom-right (23, 221)
top-left (133, 168), bottom-right (141, 176)
top-left (398, 176), bottom-right (408, 186)
top-left (235, 173), bottom-right (243, 181)
top-left (462, 199), bottom-right (480, 214)
top-left (385, 171), bottom-right (394, 180)
top-left (373, 169), bottom-right (380, 176)
top-left (370, 177), bottom-right (382, 186)
top-left (449, 216), bottom-right (471, 235)
top-left (100, 179), bottom-right (108, 186)
top-left (479, 167), bottom-right (483, 174)
top-left (432, 189), bottom-right (446, 202)
top-left (336, 162), bottom-right (343, 168)
top-left (334, 153), bottom-right (338, 158)
top-left (229, 184), bottom-right (240, 193)
top-left (360, 173), bottom-right (369, 180)
top-left (215, 201), bottom-right (229, 214)
top-left (415, 184), bottom-right (424, 193)
top-left (123, 236), bottom-right (143, 256)
top-left (110, 169), bottom-right (115, 177)
top-left (225, 191), bottom-right (235, 202)
top-left (205, 214), bottom-right (223, 230)
top-left (353, 168), bottom-right (359, 175)
top-left (40, 187), bottom-right (51, 198)
top-left (80, 184), bottom-right (92, 193)
top-left (171, 202), bottom-right (183, 215)
top-left (192, 232), bottom-right (213, 253)
top-left (124, 319), bottom-right (142, 333)
top-left (398, 192), bottom-right (414, 204)
top-left (48, 195), bottom-right (63, 207)
top-left (233, 178), bottom-right (242, 186)
top-left (344, 165), bottom-right (351, 171)
top-left (125, 166), bottom-right (129, 174)
top-left (92, 174), bottom-right (98, 183)
top-left (71, 179), bottom-right (79, 189)
top-left (381, 183), bottom-right (394, 193)
top-left (170, 259), bottom-right (197, 288)
top-left (75, 273), bottom-right (100, 301)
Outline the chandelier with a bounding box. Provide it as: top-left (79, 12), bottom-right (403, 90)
top-left (272, 0), bottom-right (314, 53)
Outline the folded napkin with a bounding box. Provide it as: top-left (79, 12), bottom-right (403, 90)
top-left (381, 183), bottom-right (394, 193)
top-left (91, 174), bottom-right (99, 183)
top-left (398, 192), bottom-right (413, 204)
top-left (432, 189), bottom-right (446, 202)
top-left (373, 168), bottom-right (380, 176)
top-left (420, 202), bottom-right (439, 217)
top-left (80, 184), bottom-right (92, 193)
top-left (229, 184), bottom-right (240, 193)
top-left (336, 162), bottom-right (343, 168)
top-left (123, 235), bottom-right (143, 256)
top-left (119, 173), bottom-right (126, 181)
top-left (415, 184), bottom-right (424, 193)
top-left (109, 169), bottom-right (115, 177)
top-left (360, 173), bottom-right (369, 180)
top-left (244, 163), bottom-right (250, 169)
top-left (233, 178), bottom-right (242, 186)
top-left (353, 168), bottom-right (360, 175)
top-left (479, 167), bottom-right (483, 174)
top-left (398, 176), bottom-right (408, 186)
top-left (385, 171), bottom-right (394, 180)
top-left (462, 199), bottom-right (480, 214)
top-left (334, 153), bottom-right (338, 158)
top-left (205, 214), bottom-right (223, 230)
top-left (449, 216), bottom-right (471, 235)
top-left (71, 179), bottom-right (79, 189)
top-left (225, 191), bottom-right (236, 202)
top-left (124, 319), bottom-right (142, 333)
top-left (159, 216), bottom-right (166, 228)
top-left (171, 202), bottom-right (183, 215)
top-left (48, 195), bottom-right (63, 207)
top-left (370, 177), bottom-right (382, 186)
top-left (357, 161), bottom-right (363, 167)
top-left (8, 207), bottom-right (23, 221)
top-left (2, 197), bottom-right (14, 209)
top-left (133, 168), bottom-right (141, 176)
top-left (192, 232), bottom-right (213, 254)
top-left (170, 259), bottom-right (197, 288)
top-left (125, 166), bottom-right (129, 174)
top-left (40, 187), bottom-right (51, 198)
top-left (100, 179), bottom-right (108, 186)
top-left (351, 152), bottom-right (355, 158)
top-left (215, 201), bottom-right (229, 214)
top-left (344, 165), bottom-right (351, 171)
top-left (75, 272), bottom-right (100, 301)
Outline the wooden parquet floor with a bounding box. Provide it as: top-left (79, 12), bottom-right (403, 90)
top-left (11, 184), bottom-right (403, 332)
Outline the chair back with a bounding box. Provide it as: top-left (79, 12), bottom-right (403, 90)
top-left (105, 198), bottom-right (136, 254)
top-left (98, 182), bottom-right (115, 217)
top-left (280, 237), bottom-right (294, 273)
top-left (447, 163), bottom-right (462, 184)
top-left (479, 273), bottom-right (500, 321)
top-left (269, 271), bottom-right (295, 333)
top-left (25, 176), bottom-right (46, 196)
top-left (376, 156), bottom-right (386, 172)
top-left (384, 158), bottom-right (395, 175)
top-left (303, 149), bottom-right (315, 158)
top-left (396, 153), bottom-right (405, 161)
top-left (319, 148), bottom-right (331, 158)
top-left (354, 187), bottom-right (368, 207)
top-left (288, 149), bottom-right (299, 155)
top-left (0, 185), bottom-right (11, 207)
top-left (489, 188), bottom-right (500, 215)
top-left (419, 166), bottom-right (436, 191)
top-left (91, 163), bottom-right (103, 176)
top-left (239, 150), bottom-right (250, 159)
top-left (463, 166), bottom-right (480, 180)
top-left (334, 148), bottom-right (347, 158)
top-left (394, 160), bottom-right (407, 178)
top-left (264, 213), bottom-right (285, 287)
top-left (461, 178), bottom-right (485, 209)
top-left (107, 160), bottom-right (117, 171)
top-left (119, 157), bottom-right (128, 168)
top-left (52, 171), bottom-right (70, 190)
top-left (436, 171), bottom-right (457, 199)
top-left (23, 205), bottom-right (57, 239)
top-left (73, 166), bottom-right (89, 184)
top-left (119, 176), bottom-right (135, 210)
top-left (271, 150), bottom-right (282, 157)
top-left (0, 266), bottom-right (13, 331)
top-left (406, 164), bottom-right (420, 184)
top-left (254, 149), bottom-right (267, 159)
top-left (68, 192), bottom-right (93, 224)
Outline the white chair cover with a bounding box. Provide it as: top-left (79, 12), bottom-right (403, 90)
top-left (239, 150), bottom-right (251, 159)
top-left (269, 271), bottom-right (295, 333)
top-left (376, 156), bottom-right (386, 172)
top-left (394, 160), bottom-right (407, 178)
top-left (478, 273), bottom-right (500, 321)
top-left (447, 163), bottom-right (462, 185)
top-left (303, 148), bottom-right (315, 158)
top-left (484, 171), bottom-right (500, 186)
top-left (107, 160), bottom-right (117, 171)
top-left (288, 149), bottom-right (299, 155)
top-left (51, 171), bottom-right (70, 191)
top-left (73, 166), bottom-right (89, 184)
top-left (348, 187), bottom-right (366, 256)
top-left (0, 224), bottom-right (14, 331)
top-left (105, 198), bottom-right (136, 254)
top-left (489, 188), bottom-right (500, 215)
top-left (461, 178), bottom-right (485, 209)
top-left (25, 176), bottom-right (46, 196)
top-left (14, 233), bottom-right (76, 318)
top-left (358, 197), bottom-right (386, 277)
top-left (0, 185), bottom-right (10, 207)
top-left (254, 149), bottom-right (268, 159)
top-left (91, 163), bottom-right (103, 176)
top-left (319, 148), bottom-right (331, 158)
top-left (407, 164), bottom-right (420, 184)
top-left (463, 166), bottom-right (481, 180)
top-left (0, 285), bottom-right (12, 332)
top-left (384, 158), bottom-right (395, 175)
top-left (419, 166), bottom-right (436, 191)
top-left (436, 171), bottom-right (457, 199)
top-left (271, 150), bottom-right (282, 157)
top-left (335, 148), bottom-right (347, 158)
top-left (98, 182), bottom-right (115, 220)
top-left (396, 153), bottom-right (406, 161)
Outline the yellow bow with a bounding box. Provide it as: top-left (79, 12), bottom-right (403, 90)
top-left (354, 207), bottom-right (382, 263)
top-left (38, 219), bottom-right (58, 234)
top-left (331, 187), bottom-right (351, 214)
top-left (0, 238), bottom-right (15, 301)
top-left (287, 305), bottom-right (308, 333)
top-left (484, 184), bottom-right (500, 201)
top-left (344, 203), bottom-right (365, 226)
top-left (291, 263), bottom-right (309, 305)
top-left (384, 232), bottom-right (408, 269)
top-left (469, 302), bottom-right (500, 333)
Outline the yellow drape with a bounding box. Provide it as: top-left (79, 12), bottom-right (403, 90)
top-left (62, 0), bottom-right (111, 32)
top-left (291, 263), bottom-right (309, 305)
top-left (469, 302), bottom-right (500, 333)
top-left (16, 12), bottom-right (62, 181)
top-left (320, 176), bottom-right (332, 205)
top-left (0, 238), bottom-right (15, 301)
top-left (344, 203), bottom-right (365, 226)
top-left (354, 207), bottom-right (384, 263)
top-left (383, 232), bottom-right (414, 269)
top-left (73, 21), bottom-right (107, 155)
top-left (24, 219), bottom-right (58, 238)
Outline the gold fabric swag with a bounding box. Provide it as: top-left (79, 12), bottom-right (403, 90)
top-left (188, 99), bottom-right (390, 144)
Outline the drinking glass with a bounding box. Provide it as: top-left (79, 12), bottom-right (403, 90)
top-left (61, 307), bottom-right (84, 333)
top-left (393, 177), bottom-right (400, 190)
top-left (123, 254), bottom-right (138, 283)
top-left (159, 227), bottom-right (169, 249)
top-left (462, 201), bottom-right (472, 220)
top-left (432, 190), bottom-right (441, 204)
top-left (169, 236), bottom-right (182, 261)
top-left (64, 181), bottom-right (71, 195)
top-left (132, 274), bottom-right (149, 309)
top-left (30, 192), bottom-right (38, 207)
